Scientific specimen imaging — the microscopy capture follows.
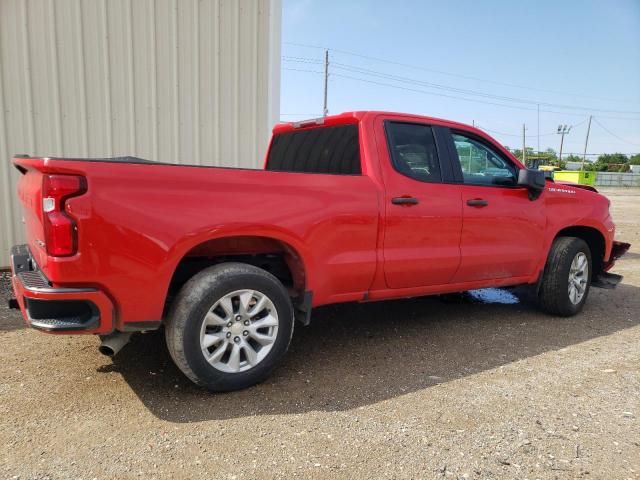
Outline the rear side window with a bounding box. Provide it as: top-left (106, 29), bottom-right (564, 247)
top-left (385, 122), bottom-right (442, 183)
top-left (266, 124), bottom-right (361, 174)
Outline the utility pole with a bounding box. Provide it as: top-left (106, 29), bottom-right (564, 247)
top-left (522, 124), bottom-right (527, 167)
top-left (582, 115), bottom-right (592, 171)
top-left (557, 124), bottom-right (572, 166)
top-left (322, 49), bottom-right (329, 117)
top-left (537, 104), bottom-right (540, 154)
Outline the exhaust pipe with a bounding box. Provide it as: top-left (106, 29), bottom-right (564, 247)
top-left (98, 332), bottom-right (131, 357)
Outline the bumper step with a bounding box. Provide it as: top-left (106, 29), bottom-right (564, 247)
top-left (10, 244), bottom-right (112, 333)
top-left (25, 297), bottom-right (100, 332)
top-left (29, 316), bottom-right (100, 332)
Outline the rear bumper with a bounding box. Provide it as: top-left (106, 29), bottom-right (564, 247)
top-left (9, 244), bottom-right (114, 334)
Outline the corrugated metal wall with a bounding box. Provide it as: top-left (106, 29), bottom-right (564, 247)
top-left (0, 0), bottom-right (281, 267)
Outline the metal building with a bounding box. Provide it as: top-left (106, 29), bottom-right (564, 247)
top-left (0, 0), bottom-right (282, 267)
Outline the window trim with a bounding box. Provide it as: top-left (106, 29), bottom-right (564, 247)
top-left (383, 120), bottom-right (447, 184)
top-left (449, 129), bottom-right (521, 188)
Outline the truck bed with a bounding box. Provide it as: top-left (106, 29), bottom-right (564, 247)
top-left (13, 155), bottom-right (381, 331)
top-left (14, 154), bottom-right (259, 167)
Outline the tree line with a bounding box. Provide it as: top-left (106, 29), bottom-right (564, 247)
top-left (507, 147), bottom-right (640, 171)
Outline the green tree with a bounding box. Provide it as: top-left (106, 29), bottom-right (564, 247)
top-left (541, 148), bottom-right (566, 168)
top-left (629, 154), bottom-right (640, 165)
top-left (544, 148), bottom-right (558, 161)
top-left (564, 154), bottom-right (582, 163)
top-left (594, 153), bottom-right (629, 172)
top-left (597, 153), bottom-right (629, 165)
top-left (559, 154), bottom-right (584, 170)
top-left (510, 147), bottom-right (535, 165)
top-left (583, 162), bottom-right (597, 171)
top-left (545, 149), bottom-right (572, 169)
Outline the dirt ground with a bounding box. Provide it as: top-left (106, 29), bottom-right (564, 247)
top-left (1, 188), bottom-right (639, 480)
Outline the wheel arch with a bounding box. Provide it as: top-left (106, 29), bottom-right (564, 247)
top-left (552, 225), bottom-right (606, 276)
top-left (164, 233), bottom-right (310, 315)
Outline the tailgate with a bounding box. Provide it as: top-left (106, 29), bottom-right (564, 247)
top-left (14, 157), bottom-right (47, 270)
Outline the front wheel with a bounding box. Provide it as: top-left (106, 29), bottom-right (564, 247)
top-left (165, 263), bottom-right (294, 391)
top-left (538, 237), bottom-right (592, 316)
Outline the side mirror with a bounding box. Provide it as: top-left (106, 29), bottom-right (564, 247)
top-left (517, 169), bottom-right (546, 200)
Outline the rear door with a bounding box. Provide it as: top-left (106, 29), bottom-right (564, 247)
top-left (446, 129), bottom-right (546, 282)
top-left (376, 117), bottom-right (463, 288)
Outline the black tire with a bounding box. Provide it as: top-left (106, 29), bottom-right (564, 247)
top-left (538, 237), bottom-right (592, 316)
top-left (165, 262), bottom-right (294, 392)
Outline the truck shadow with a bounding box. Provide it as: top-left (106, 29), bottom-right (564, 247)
top-left (0, 274), bottom-right (24, 332)
top-left (107, 283), bottom-right (640, 423)
top-left (621, 251), bottom-right (640, 260)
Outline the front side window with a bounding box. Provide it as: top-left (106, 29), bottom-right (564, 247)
top-left (452, 132), bottom-right (517, 186)
top-left (385, 122), bottom-right (442, 183)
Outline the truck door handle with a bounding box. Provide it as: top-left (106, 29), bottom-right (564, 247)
top-left (466, 198), bottom-right (488, 207)
top-left (392, 196), bottom-right (419, 205)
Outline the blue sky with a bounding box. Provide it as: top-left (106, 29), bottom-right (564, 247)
top-left (281, 0), bottom-right (640, 157)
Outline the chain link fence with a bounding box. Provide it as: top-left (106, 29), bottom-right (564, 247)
top-left (595, 172), bottom-right (640, 187)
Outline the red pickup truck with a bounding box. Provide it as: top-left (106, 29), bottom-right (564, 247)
top-left (9, 111), bottom-right (629, 391)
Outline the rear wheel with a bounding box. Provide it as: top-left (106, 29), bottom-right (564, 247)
top-left (165, 263), bottom-right (294, 391)
top-left (538, 237), bottom-right (592, 316)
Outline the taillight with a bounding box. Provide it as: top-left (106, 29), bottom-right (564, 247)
top-left (42, 174), bottom-right (86, 256)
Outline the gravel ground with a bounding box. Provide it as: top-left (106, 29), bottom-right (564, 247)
top-left (1, 188), bottom-right (639, 479)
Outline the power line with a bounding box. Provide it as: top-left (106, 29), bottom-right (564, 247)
top-left (537, 104), bottom-right (540, 154)
top-left (283, 41), bottom-right (639, 106)
top-left (329, 62), bottom-right (639, 115)
top-left (561, 152), bottom-right (638, 156)
top-left (477, 125), bottom-right (558, 137)
top-left (283, 67), bottom-right (323, 74)
top-left (284, 56), bottom-right (640, 119)
top-left (284, 67), bottom-right (608, 122)
top-left (282, 55), bottom-right (323, 64)
top-left (282, 64), bottom-right (640, 152)
top-left (331, 62), bottom-right (545, 105)
top-left (476, 119), bottom-right (587, 138)
top-left (331, 71), bottom-right (606, 118)
top-left (331, 71), bottom-right (544, 112)
top-left (592, 118), bottom-right (640, 147)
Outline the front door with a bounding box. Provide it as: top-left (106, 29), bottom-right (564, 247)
top-left (447, 130), bottom-right (546, 283)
